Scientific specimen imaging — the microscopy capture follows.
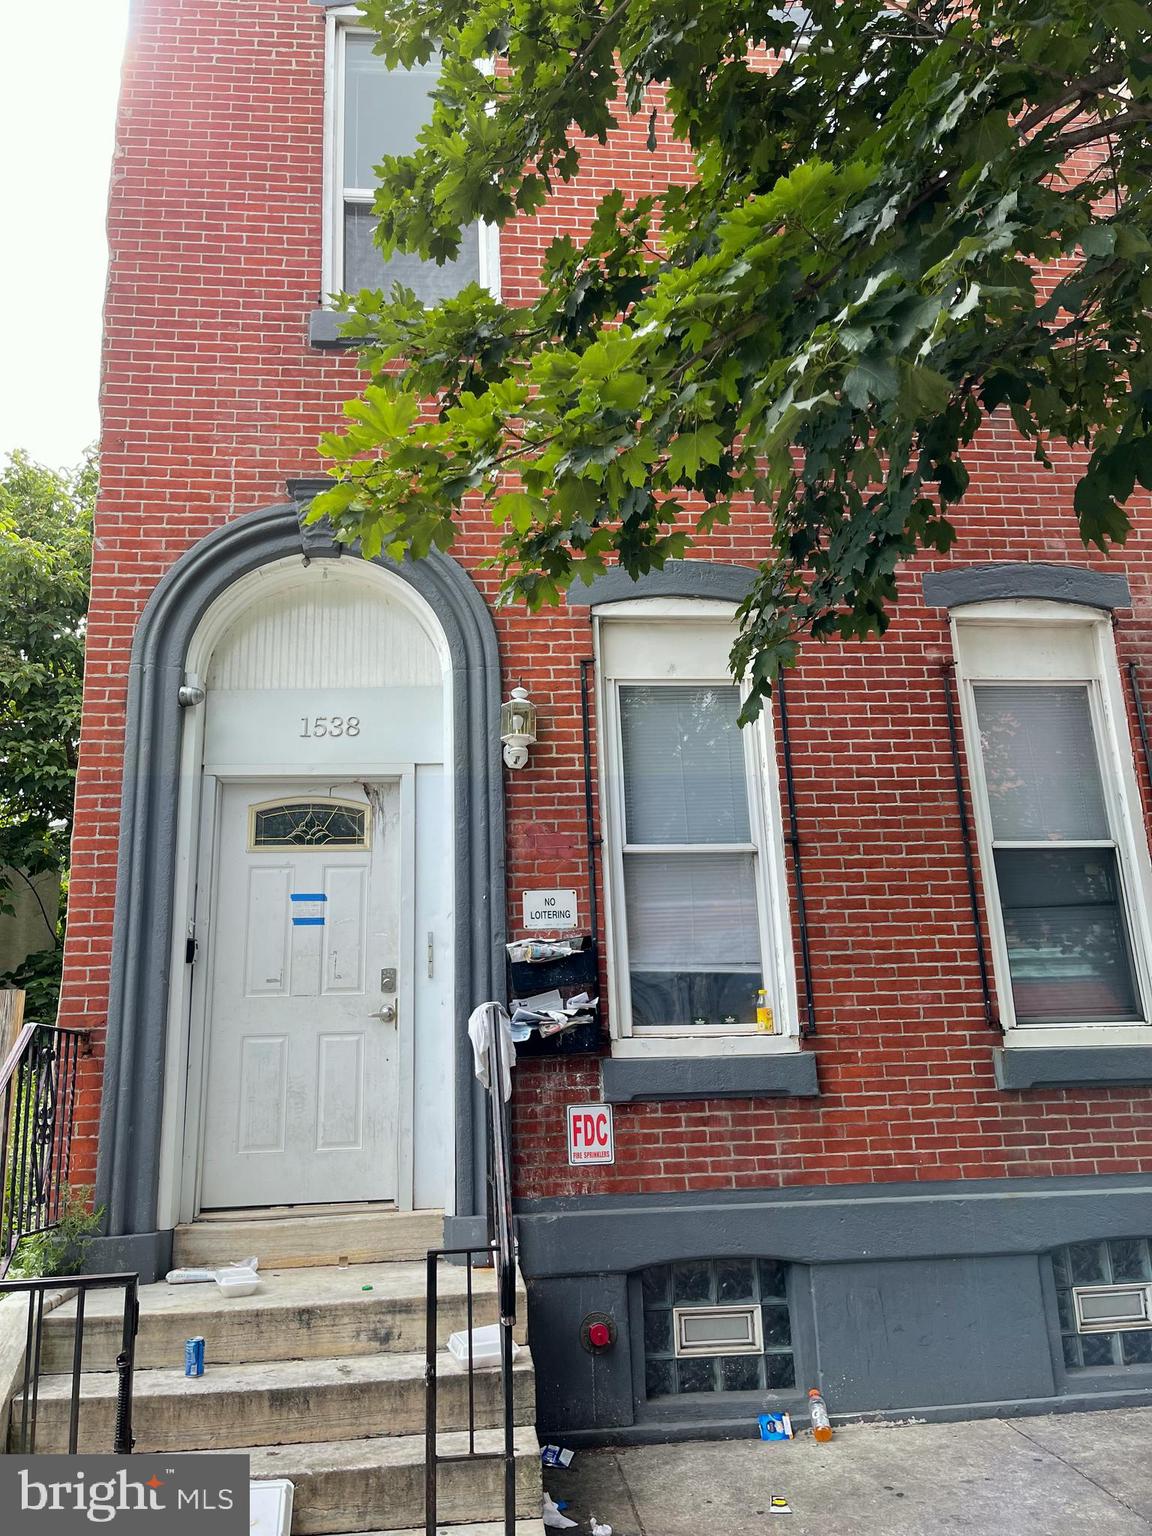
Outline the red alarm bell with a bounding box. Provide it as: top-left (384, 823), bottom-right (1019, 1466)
top-left (580, 1312), bottom-right (617, 1353)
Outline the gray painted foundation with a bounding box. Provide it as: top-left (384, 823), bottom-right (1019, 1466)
top-left (518, 1173), bottom-right (1152, 1443)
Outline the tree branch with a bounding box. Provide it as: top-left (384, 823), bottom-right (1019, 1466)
top-left (1014, 62), bottom-right (1129, 137)
top-left (1054, 105), bottom-right (1152, 153)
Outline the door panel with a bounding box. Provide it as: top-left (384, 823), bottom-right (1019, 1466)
top-left (200, 781), bottom-right (400, 1208)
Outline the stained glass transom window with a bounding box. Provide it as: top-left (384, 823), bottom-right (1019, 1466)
top-left (249, 801), bottom-right (369, 849)
top-left (641, 1258), bottom-right (795, 1397)
top-left (1054, 1239), bottom-right (1152, 1369)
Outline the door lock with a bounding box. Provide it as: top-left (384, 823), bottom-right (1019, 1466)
top-left (380, 968), bottom-right (397, 993)
top-left (372, 1003), bottom-right (397, 1024)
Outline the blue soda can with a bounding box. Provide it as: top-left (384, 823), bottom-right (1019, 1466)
top-left (184, 1336), bottom-right (205, 1377)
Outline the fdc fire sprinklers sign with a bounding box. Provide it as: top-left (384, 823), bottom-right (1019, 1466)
top-left (567, 1103), bottom-right (615, 1165)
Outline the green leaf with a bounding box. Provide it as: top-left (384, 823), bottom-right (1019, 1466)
top-left (665, 425), bottom-right (724, 482)
top-left (493, 492), bottom-right (546, 533)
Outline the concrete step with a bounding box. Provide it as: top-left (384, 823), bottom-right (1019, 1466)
top-left (172, 1210), bottom-right (444, 1270)
top-left (41, 1262), bottom-right (525, 1373)
top-left (348, 1525), bottom-right (545, 1536)
top-left (17, 1349), bottom-right (536, 1454)
top-left (239, 1426), bottom-right (542, 1535)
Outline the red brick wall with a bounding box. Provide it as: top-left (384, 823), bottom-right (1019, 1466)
top-left (64, 0), bottom-right (1152, 1199)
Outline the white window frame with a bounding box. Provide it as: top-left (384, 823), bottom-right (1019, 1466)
top-left (595, 598), bottom-right (799, 1059)
top-left (1073, 1283), bottom-right (1152, 1333)
top-left (673, 1304), bottom-right (765, 1358)
top-left (322, 9), bottom-right (500, 303)
top-left (953, 598), bottom-right (1152, 1047)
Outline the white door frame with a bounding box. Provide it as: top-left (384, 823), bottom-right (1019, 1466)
top-left (154, 556), bottom-right (454, 1229)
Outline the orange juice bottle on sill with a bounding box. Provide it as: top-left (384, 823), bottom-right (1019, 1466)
top-left (756, 988), bottom-right (775, 1033)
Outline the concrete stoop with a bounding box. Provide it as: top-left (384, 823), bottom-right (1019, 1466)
top-left (11, 1215), bottom-right (541, 1536)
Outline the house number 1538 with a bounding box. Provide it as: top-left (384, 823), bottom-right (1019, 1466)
top-left (299, 715), bottom-right (361, 738)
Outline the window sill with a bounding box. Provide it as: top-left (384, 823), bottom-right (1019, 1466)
top-left (601, 1050), bottom-right (819, 1103)
top-left (308, 309), bottom-right (357, 348)
top-left (993, 1045), bottom-right (1152, 1091)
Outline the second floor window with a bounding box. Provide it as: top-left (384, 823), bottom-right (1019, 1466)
top-left (330, 26), bottom-right (482, 301)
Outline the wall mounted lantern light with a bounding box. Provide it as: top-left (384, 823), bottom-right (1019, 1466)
top-left (500, 686), bottom-right (538, 769)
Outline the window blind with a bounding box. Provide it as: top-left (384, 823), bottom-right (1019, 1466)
top-left (974, 684), bottom-right (1109, 842)
top-left (624, 853), bottom-right (761, 970)
top-left (620, 685), bottom-right (751, 845)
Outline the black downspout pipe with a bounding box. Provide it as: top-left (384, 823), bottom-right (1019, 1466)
top-left (940, 661), bottom-right (999, 1030)
top-left (776, 674), bottom-right (817, 1037)
top-left (579, 658), bottom-right (600, 950)
top-left (1127, 661), bottom-right (1152, 801)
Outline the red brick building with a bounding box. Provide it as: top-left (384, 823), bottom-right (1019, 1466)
top-left (68, 0), bottom-right (1152, 1437)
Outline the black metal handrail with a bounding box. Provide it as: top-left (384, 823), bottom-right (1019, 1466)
top-left (1, 1272), bottom-right (139, 1453)
top-left (1, 1022), bottom-right (90, 1275)
top-left (425, 1013), bottom-right (518, 1536)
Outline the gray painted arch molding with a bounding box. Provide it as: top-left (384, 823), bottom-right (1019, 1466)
top-left (922, 561), bottom-right (1131, 611)
top-left (567, 560), bottom-right (758, 607)
top-left (94, 503), bottom-right (506, 1265)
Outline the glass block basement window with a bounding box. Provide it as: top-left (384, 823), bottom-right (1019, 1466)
top-left (641, 1259), bottom-right (794, 1397)
top-left (1055, 1239), bottom-right (1152, 1369)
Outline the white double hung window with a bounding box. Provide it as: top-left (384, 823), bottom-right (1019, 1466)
top-left (954, 601), bottom-right (1152, 1043)
top-left (597, 602), bottom-right (796, 1055)
top-left (323, 14), bottom-right (491, 301)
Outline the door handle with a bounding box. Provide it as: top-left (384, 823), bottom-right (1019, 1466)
top-left (371, 1003), bottom-right (397, 1024)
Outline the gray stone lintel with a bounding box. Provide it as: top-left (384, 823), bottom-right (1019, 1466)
top-left (600, 1051), bottom-right (819, 1103)
top-left (308, 310), bottom-right (358, 348)
top-left (993, 1045), bottom-right (1152, 1091)
top-left (568, 560), bottom-right (758, 607)
top-left (922, 562), bottom-right (1131, 612)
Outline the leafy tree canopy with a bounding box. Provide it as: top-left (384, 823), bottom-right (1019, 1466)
top-left (314, 0), bottom-right (1152, 709)
top-left (0, 450), bottom-right (94, 1013)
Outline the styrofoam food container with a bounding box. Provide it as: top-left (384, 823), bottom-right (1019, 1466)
top-left (446, 1323), bottom-right (520, 1369)
top-left (250, 1480), bottom-right (294, 1536)
top-left (215, 1267), bottom-right (261, 1297)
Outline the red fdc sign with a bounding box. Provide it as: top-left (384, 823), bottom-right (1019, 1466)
top-left (567, 1103), bottom-right (615, 1165)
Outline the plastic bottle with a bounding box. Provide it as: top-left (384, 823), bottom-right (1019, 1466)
top-left (808, 1387), bottom-right (833, 1442)
top-left (756, 988), bottom-right (774, 1033)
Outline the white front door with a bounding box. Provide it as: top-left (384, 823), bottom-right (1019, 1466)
top-left (199, 780), bottom-right (401, 1209)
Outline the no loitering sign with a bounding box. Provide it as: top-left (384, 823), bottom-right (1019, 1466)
top-left (522, 888), bottom-right (578, 930)
top-left (567, 1103), bottom-right (615, 1165)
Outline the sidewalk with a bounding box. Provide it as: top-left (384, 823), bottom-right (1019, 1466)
top-left (545, 1407), bottom-right (1152, 1535)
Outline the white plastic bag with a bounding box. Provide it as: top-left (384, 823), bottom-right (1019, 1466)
top-left (543, 1493), bottom-right (577, 1530)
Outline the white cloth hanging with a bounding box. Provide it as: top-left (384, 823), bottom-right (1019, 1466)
top-left (467, 1000), bottom-right (516, 1102)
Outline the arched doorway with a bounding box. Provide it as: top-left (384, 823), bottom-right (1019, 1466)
top-left (183, 555), bottom-right (450, 1214)
top-left (93, 505), bottom-right (505, 1274)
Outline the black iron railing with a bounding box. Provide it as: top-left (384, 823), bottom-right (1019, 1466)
top-left (1, 1022), bottom-right (89, 1275)
top-left (425, 1015), bottom-right (518, 1536)
top-left (1, 1272), bottom-right (139, 1453)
